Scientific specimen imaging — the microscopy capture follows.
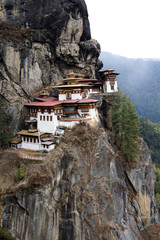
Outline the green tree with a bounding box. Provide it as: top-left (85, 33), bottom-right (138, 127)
top-left (0, 228), bottom-right (16, 240)
top-left (18, 167), bottom-right (25, 180)
top-left (153, 165), bottom-right (160, 205)
top-left (0, 99), bottom-right (13, 148)
top-left (112, 91), bottom-right (140, 161)
top-left (139, 117), bottom-right (160, 166)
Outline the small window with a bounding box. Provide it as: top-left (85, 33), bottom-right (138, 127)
top-left (43, 116), bottom-right (45, 121)
top-left (50, 116), bottom-right (52, 121)
top-left (34, 138), bottom-right (36, 143)
top-left (27, 138), bottom-right (29, 142)
top-left (24, 137), bottom-right (26, 142)
top-left (40, 116), bottom-right (42, 121)
top-left (30, 138), bottom-right (32, 142)
top-left (111, 85), bottom-right (114, 90)
top-left (47, 145), bottom-right (49, 149)
top-left (66, 92), bottom-right (72, 99)
top-left (47, 116), bottom-right (49, 121)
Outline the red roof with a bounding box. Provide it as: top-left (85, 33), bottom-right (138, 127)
top-left (63, 100), bottom-right (79, 104)
top-left (35, 97), bottom-right (58, 102)
top-left (78, 99), bottom-right (98, 103)
top-left (25, 99), bottom-right (98, 107)
top-left (25, 101), bottom-right (63, 107)
top-left (93, 82), bottom-right (103, 85)
top-left (78, 79), bottom-right (97, 82)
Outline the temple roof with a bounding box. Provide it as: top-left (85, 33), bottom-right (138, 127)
top-left (78, 99), bottom-right (98, 103)
top-left (78, 79), bottom-right (97, 82)
top-left (35, 97), bottom-right (58, 102)
top-left (9, 137), bottom-right (22, 144)
top-left (25, 101), bottom-right (63, 107)
top-left (56, 84), bottom-right (92, 88)
top-left (17, 130), bottom-right (45, 137)
top-left (25, 98), bottom-right (98, 107)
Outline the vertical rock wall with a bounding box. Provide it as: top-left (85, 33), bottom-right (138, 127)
top-left (1, 127), bottom-right (160, 240)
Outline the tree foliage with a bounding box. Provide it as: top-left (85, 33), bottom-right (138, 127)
top-left (18, 167), bottom-right (25, 180)
top-left (112, 91), bottom-right (140, 161)
top-left (0, 228), bottom-right (16, 240)
top-left (0, 98), bottom-right (13, 148)
top-left (139, 117), bottom-right (160, 166)
top-left (153, 165), bottom-right (160, 205)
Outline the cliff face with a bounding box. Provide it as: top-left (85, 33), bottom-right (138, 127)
top-left (0, 0), bottom-right (101, 130)
top-left (1, 125), bottom-right (160, 240)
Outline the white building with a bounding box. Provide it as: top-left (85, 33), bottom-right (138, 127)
top-left (17, 130), bottom-right (55, 152)
top-left (99, 68), bottom-right (119, 93)
top-left (12, 70), bottom-right (119, 152)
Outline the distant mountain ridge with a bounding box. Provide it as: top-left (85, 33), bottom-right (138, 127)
top-left (100, 51), bottom-right (160, 124)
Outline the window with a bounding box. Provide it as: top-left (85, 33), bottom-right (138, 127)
top-left (40, 116), bottom-right (42, 121)
top-left (111, 85), bottom-right (114, 90)
top-left (27, 138), bottom-right (29, 142)
top-left (24, 137), bottom-right (26, 142)
top-left (34, 138), bottom-right (36, 143)
top-left (30, 138), bottom-right (32, 142)
top-left (43, 116), bottom-right (45, 121)
top-left (47, 145), bottom-right (49, 149)
top-left (47, 116), bottom-right (49, 121)
top-left (66, 92), bottom-right (72, 99)
top-left (50, 116), bottom-right (52, 121)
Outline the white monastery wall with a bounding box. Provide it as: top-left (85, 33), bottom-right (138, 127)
top-left (104, 81), bottom-right (118, 93)
top-left (58, 120), bottom-right (77, 129)
top-left (21, 141), bottom-right (40, 151)
top-left (71, 93), bottom-right (82, 100)
top-left (37, 112), bottom-right (59, 134)
top-left (41, 144), bottom-right (55, 151)
top-left (89, 108), bottom-right (97, 118)
top-left (59, 94), bottom-right (66, 100)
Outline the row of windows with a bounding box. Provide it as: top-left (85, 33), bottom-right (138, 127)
top-left (23, 137), bottom-right (49, 148)
top-left (43, 145), bottom-right (49, 149)
top-left (40, 116), bottom-right (53, 121)
top-left (23, 137), bottom-right (39, 143)
top-left (30, 108), bottom-right (37, 113)
top-left (59, 90), bottom-right (81, 94)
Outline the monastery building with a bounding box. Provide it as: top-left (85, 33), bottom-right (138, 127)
top-left (10, 69), bottom-right (119, 151)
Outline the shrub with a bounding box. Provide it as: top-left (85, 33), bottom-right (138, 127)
top-left (0, 228), bottom-right (16, 240)
top-left (18, 167), bottom-right (25, 180)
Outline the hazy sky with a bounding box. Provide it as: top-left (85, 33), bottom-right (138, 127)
top-left (85, 0), bottom-right (160, 59)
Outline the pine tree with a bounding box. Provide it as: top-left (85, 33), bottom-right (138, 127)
top-left (0, 99), bottom-right (13, 148)
top-left (112, 91), bottom-right (140, 161)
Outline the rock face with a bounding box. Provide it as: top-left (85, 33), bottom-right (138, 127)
top-left (1, 125), bottom-right (160, 240)
top-left (0, 0), bottom-right (102, 130)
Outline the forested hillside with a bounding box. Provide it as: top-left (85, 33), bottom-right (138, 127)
top-left (139, 117), bottom-right (160, 166)
top-left (100, 52), bottom-right (160, 124)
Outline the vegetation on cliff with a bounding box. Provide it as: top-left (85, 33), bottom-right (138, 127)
top-left (153, 165), bottom-right (160, 205)
top-left (139, 117), bottom-right (160, 205)
top-left (139, 117), bottom-right (160, 166)
top-left (0, 228), bottom-right (16, 240)
top-left (112, 91), bottom-right (140, 161)
top-left (0, 99), bottom-right (13, 148)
